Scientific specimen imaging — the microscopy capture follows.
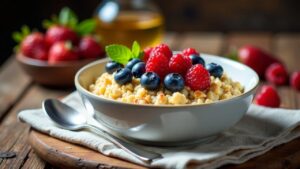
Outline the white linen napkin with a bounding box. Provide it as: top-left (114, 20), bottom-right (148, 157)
top-left (18, 92), bottom-right (300, 169)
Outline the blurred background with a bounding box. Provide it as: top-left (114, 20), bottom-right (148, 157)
top-left (1, 0), bottom-right (299, 65)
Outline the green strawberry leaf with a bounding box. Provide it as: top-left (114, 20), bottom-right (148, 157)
top-left (131, 41), bottom-right (141, 59)
top-left (76, 19), bottom-right (96, 35)
top-left (58, 7), bottom-right (78, 29)
top-left (106, 44), bottom-right (132, 64)
top-left (12, 32), bottom-right (23, 43)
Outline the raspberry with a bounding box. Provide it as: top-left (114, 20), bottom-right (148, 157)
top-left (151, 44), bottom-right (172, 59)
top-left (290, 71), bottom-right (300, 91)
top-left (146, 52), bottom-right (169, 79)
top-left (182, 48), bottom-right (199, 57)
top-left (169, 53), bottom-right (192, 76)
top-left (255, 85), bottom-right (280, 108)
top-left (265, 63), bottom-right (289, 85)
top-left (185, 64), bottom-right (211, 91)
top-left (143, 47), bottom-right (153, 63)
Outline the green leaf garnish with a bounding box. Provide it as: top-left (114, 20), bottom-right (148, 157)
top-left (131, 41), bottom-right (141, 58)
top-left (12, 25), bottom-right (31, 51)
top-left (58, 7), bottom-right (78, 29)
top-left (76, 19), bottom-right (97, 36)
top-left (106, 44), bottom-right (132, 64)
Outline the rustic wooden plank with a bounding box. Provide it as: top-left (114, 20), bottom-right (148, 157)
top-left (20, 149), bottom-right (46, 169)
top-left (0, 57), bottom-right (31, 120)
top-left (179, 32), bottom-right (224, 55)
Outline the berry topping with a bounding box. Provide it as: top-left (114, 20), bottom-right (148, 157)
top-left (126, 58), bottom-right (142, 70)
top-left (185, 64), bottom-right (211, 91)
top-left (182, 48), bottom-right (199, 57)
top-left (20, 32), bottom-right (48, 60)
top-left (45, 25), bottom-right (78, 47)
top-left (206, 63), bottom-right (224, 78)
top-left (189, 54), bottom-right (205, 66)
top-left (132, 62), bottom-right (146, 78)
top-left (265, 63), bottom-right (288, 85)
top-left (143, 47), bottom-right (153, 63)
top-left (114, 68), bottom-right (132, 85)
top-left (105, 61), bottom-right (123, 74)
top-left (255, 85), bottom-right (280, 108)
top-left (151, 44), bottom-right (172, 59)
top-left (164, 73), bottom-right (185, 92)
top-left (169, 53), bottom-right (192, 76)
top-left (48, 41), bottom-right (79, 64)
top-left (290, 71), bottom-right (300, 91)
top-left (79, 36), bottom-right (104, 59)
top-left (140, 72), bottom-right (160, 90)
top-left (146, 52), bottom-right (169, 79)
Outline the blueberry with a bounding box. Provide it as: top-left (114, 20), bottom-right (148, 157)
top-left (126, 58), bottom-right (142, 70)
top-left (105, 61), bottom-right (123, 74)
top-left (114, 68), bottom-right (132, 85)
top-left (140, 72), bottom-right (160, 90)
top-left (189, 54), bottom-right (205, 66)
top-left (132, 62), bottom-right (146, 78)
top-left (206, 63), bottom-right (223, 78)
top-left (164, 73), bottom-right (184, 92)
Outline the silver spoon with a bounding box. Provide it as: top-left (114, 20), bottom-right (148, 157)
top-left (42, 98), bottom-right (162, 163)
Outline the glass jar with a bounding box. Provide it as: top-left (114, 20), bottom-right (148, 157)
top-left (94, 0), bottom-right (164, 49)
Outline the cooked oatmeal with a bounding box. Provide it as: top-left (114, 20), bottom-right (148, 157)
top-left (88, 72), bottom-right (244, 105)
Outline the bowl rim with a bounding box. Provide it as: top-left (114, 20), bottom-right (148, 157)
top-left (75, 54), bottom-right (259, 108)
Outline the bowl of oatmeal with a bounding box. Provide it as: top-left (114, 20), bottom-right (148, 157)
top-left (75, 53), bottom-right (259, 146)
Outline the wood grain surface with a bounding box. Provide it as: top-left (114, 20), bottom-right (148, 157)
top-left (0, 32), bottom-right (300, 169)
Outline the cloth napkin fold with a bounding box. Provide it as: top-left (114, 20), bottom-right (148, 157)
top-left (18, 92), bottom-right (300, 169)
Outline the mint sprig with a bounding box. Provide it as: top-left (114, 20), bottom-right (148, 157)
top-left (105, 41), bottom-right (143, 64)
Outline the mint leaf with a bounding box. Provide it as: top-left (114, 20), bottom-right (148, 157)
top-left (106, 45), bottom-right (132, 64)
top-left (131, 41), bottom-right (141, 59)
top-left (76, 19), bottom-right (96, 35)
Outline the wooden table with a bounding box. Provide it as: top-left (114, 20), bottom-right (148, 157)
top-left (0, 32), bottom-right (300, 169)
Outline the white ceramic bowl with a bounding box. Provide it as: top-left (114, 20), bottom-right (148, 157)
top-left (75, 54), bottom-right (259, 146)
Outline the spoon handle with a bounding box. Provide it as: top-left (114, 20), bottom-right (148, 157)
top-left (85, 124), bottom-right (162, 163)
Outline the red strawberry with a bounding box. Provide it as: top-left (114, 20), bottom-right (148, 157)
top-left (20, 32), bottom-right (48, 60)
top-left (238, 45), bottom-right (281, 78)
top-left (265, 63), bottom-right (289, 85)
top-left (182, 48), bottom-right (199, 57)
top-left (45, 25), bottom-right (78, 47)
top-left (79, 36), bottom-right (104, 59)
top-left (48, 41), bottom-right (79, 64)
top-left (255, 85), bottom-right (280, 108)
top-left (143, 47), bottom-right (153, 62)
top-left (169, 53), bottom-right (192, 76)
top-left (151, 44), bottom-right (172, 59)
top-left (146, 52), bottom-right (169, 79)
top-left (290, 71), bottom-right (300, 91)
top-left (185, 64), bottom-right (211, 91)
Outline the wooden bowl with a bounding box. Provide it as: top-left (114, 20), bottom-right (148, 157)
top-left (16, 53), bottom-right (100, 87)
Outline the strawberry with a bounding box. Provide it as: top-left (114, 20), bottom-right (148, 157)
top-left (45, 25), bottom-right (79, 47)
top-left (20, 32), bottom-right (48, 60)
top-left (290, 71), bottom-right (300, 91)
top-left (185, 64), bottom-right (211, 91)
top-left (48, 41), bottom-right (79, 64)
top-left (254, 85), bottom-right (280, 108)
top-left (79, 36), bottom-right (104, 59)
top-left (265, 63), bottom-right (289, 85)
top-left (238, 45), bottom-right (281, 78)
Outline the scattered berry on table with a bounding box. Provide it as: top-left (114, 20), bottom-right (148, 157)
top-left (182, 48), bottom-right (199, 57)
top-left (169, 53), bottom-right (192, 77)
top-left (140, 72), bottom-right (160, 90)
top-left (185, 64), bottom-right (211, 91)
top-left (45, 25), bottom-right (78, 47)
top-left (114, 68), bottom-right (133, 85)
top-left (255, 85), bottom-right (280, 108)
top-left (265, 63), bottom-right (288, 85)
top-left (79, 36), bottom-right (104, 59)
top-left (151, 44), bottom-right (172, 59)
top-left (105, 61), bottom-right (123, 74)
top-left (146, 52), bottom-right (170, 79)
top-left (143, 47), bottom-right (153, 63)
top-left (206, 63), bottom-right (224, 78)
top-left (164, 73), bottom-right (185, 92)
top-left (126, 58), bottom-right (142, 70)
top-left (290, 71), bottom-right (300, 91)
top-left (48, 41), bottom-right (79, 64)
top-left (132, 62), bottom-right (146, 78)
top-left (20, 32), bottom-right (48, 60)
top-left (189, 54), bottom-right (205, 66)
